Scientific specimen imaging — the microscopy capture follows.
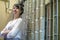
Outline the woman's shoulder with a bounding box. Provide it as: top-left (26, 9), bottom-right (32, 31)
top-left (7, 18), bottom-right (23, 24)
top-left (17, 18), bottom-right (23, 22)
top-left (11, 18), bottom-right (22, 21)
top-left (18, 18), bottom-right (22, 20)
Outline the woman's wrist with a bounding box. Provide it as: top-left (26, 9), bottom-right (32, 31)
top-left (2, 30), bottom-right (10, 34)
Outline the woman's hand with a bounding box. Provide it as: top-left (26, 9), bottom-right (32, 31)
top-left (2, 30), bottom-right (10, 34)
top-left (1, 30), bottom-right (11, 36)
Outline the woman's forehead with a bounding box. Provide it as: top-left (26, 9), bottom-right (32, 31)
top-left (13, 6), bottom-right (19, 9)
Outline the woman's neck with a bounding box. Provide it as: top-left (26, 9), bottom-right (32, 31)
top-left (14, 16), bottom-right (20, 20)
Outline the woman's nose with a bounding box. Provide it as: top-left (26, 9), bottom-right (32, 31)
top-left (13, 9), bottom-right (16, 11)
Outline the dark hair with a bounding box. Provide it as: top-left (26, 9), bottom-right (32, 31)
top-left (14, 4), bottom-right (24, 16)
top-left (13, 0), bottom-right (26, 16)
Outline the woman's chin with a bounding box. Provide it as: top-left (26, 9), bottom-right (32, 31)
top-left (13, 12), bottom-right (17, 14)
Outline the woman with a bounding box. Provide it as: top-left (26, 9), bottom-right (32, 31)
top-left (1, 3), bottom-right (27, 40)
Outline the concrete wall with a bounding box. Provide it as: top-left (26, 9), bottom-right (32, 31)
top-left (45, 0), bottom-right (50, 4)
top-left (58, 0), bottom-right (60, 40)
top-left (0, 1), bottom-right (10, 31)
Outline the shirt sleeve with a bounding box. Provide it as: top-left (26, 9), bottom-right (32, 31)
top-left (7, 19), bottom-right (23, 38)
top-left (1, 21), bottom-right (12, 34)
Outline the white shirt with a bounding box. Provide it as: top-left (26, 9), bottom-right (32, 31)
top-left (1, 18), bottom-right (27, 40)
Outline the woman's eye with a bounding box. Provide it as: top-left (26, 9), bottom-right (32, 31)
top-left (13, 7), bottom-right (15, 9)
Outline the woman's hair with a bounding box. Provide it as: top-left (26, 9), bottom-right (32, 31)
top-left (13, 0), bottom-right (26, 16)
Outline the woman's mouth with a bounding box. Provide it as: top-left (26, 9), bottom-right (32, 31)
top-left (13, 11), bottom-right (17, 14)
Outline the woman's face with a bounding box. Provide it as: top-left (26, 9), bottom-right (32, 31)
top-left (12, 6), bottom-right (21, 17)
